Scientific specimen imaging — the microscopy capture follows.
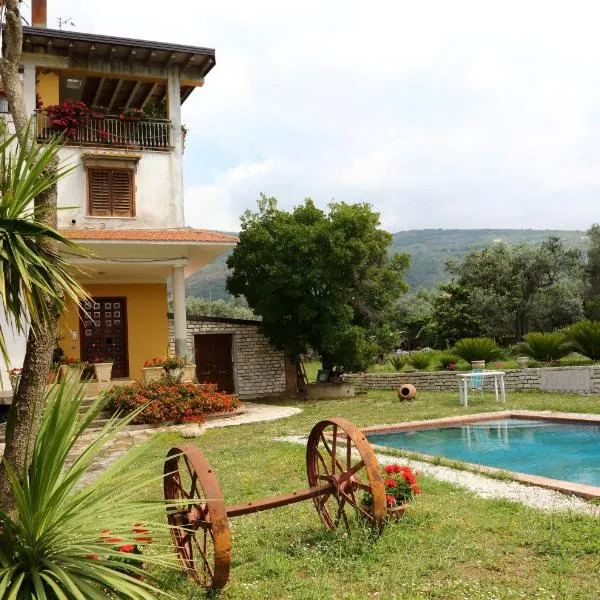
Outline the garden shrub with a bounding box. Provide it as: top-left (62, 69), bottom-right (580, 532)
top-left (436, 353), bottom-right (461, 370)
top-left (453, 337), bottom-right (499, 363)
top-left (387, 354), bottom-right (409, 371)
top-left (516, 331), bottom-right (571, 362)
top-left (104, 381), bottom-right (240, 424)
top-left (568, 320), bottom-right (600, 360)
top-left (408, 351), bottom-right (433, 370)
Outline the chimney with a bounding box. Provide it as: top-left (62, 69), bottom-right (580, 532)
top-left (32, 0), bottom-right (47, 28)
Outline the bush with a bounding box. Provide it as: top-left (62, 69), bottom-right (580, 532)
top-left (408, 351), bottom-right (433, 370)
top-left (568, 320), bottom-right (600, 360)
top-left (516, 331), bottom-right (571, 362)
top-left (437, 353), bottom-right (461, 370)
top-left (104, 381), bottom-right (240, 424)
top-left (453, 337), bottom-right (499, 363)
top-left (387, 354), bottom-right (409, 371)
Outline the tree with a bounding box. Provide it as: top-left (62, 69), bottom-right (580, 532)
top-left (436, 237), bottom-right (581, 343)
top-left (0, 1), bottom-right (86, 513)
top-left (583, 224), bottom-right (600, 320)
top-left (226, 195), bottom-right (409, 372)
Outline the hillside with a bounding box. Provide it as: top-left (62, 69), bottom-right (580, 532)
top-left (186, 229), bottom-right (587, 299)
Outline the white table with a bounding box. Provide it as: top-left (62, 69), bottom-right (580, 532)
top-left (457, 371), bottom-right (506, 407)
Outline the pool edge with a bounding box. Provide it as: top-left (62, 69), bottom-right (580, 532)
top-left (362, 410), bottom-right (600, 500)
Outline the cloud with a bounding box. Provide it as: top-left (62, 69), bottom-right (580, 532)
top-left (48, 0), bottom-right (600, 232)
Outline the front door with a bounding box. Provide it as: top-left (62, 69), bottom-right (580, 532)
top-left (80, 297), bottom-right (129, 378)
top-left (194, 334), bottom-right (234, 393)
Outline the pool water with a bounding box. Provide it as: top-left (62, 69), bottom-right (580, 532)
top-left (367, 419), bottom-right (600, 487)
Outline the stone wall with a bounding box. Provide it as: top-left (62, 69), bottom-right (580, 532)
top-left (343, 366), bottom-right (600, 395)
top-left (168, 315), bottom-right (295, 399)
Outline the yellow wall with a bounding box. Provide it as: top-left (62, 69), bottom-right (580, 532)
top-left (58, 283), bottom-right (168, 380)
top-left (36, 70), bottom-right (60, 107)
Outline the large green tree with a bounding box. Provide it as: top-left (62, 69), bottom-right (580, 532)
top-left (583, 223), bottom-right (600, 320)
top-left (435, 237), bottom-right (581, 343)
top-left (226, 195), bottom-right (409, 372)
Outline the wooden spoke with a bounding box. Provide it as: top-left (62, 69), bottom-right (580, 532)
top-left (164, 445), bottom-right (231, 590)
top-left (306, 418), bottom-right (387, 533)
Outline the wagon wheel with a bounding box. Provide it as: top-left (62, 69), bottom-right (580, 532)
top-left (164, 444), bottom-right (231, 590)
top-left (306, 417), bottom-right (387, 534)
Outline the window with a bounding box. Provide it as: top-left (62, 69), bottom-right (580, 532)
top-left (88, 168), bottom-right (135, 217)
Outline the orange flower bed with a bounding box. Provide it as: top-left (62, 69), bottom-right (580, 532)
top-left (104, 381), bottom-right (240, 424)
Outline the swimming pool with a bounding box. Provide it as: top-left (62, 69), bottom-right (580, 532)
top-left (363, 411), bottom-right (600, 497)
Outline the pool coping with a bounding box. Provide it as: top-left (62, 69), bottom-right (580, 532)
top-left (361, 410), bottom-right (600, 500)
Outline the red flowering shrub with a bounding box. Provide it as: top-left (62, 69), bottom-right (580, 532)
top-left (45, 99), bottom-right (88, 138)
top-left (363, 463), bottom-right (421, 510)
top-left (104, 381), bottom-right (240, 424)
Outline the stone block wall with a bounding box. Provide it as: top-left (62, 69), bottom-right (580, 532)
top-left (343, 366), bottom-right (600, 395)
top-left (168, 315), bottom-right (295, 399)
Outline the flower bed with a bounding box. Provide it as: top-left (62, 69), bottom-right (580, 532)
top-left (104, 381), bottom-right (240, 424)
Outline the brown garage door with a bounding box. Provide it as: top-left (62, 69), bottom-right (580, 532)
top-left (194, 334), bottom-right (234, 393)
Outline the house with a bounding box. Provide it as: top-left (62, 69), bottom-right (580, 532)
top-left (0, 0), bottom-right (238, 386)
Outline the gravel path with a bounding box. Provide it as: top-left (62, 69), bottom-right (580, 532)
top-left (277, 435), bottom-right (600, 517)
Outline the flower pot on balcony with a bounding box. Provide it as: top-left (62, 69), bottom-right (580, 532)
top-left (94, 362), bottom-right (113, 382)
top-left (90, 111), bottom-right (106, 119)
top-left (120, 114), bottom-right (141, 122)
top-left (183, 365), bottom-right (196, 382)
top-left (142, 366), bottom-right (164, 382)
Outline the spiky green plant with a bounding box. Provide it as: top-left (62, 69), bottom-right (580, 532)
top-left (408, 351), bottom-right (432, 371)
top-left (387, 354), bottom-right (409, 371)
top-left (436, 353), bottom-right (461, 370)
top-left (0, 127), bottom-right (88, 361)
top-left (516, 331), bottom-right (571, 362)
top-left (453, 337), bottom-right (499, 363)
top-left (0, 381), bottom-right (179, 598)
top-left (568, 320), bottom-right (600, 360)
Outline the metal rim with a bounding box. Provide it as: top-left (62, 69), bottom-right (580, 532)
top-left (306, 417), bottom-right (387, 533)
top-left (164, 444), bottom-right (231, 589)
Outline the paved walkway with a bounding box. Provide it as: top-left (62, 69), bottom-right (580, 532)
top-left (278, 435), bottom-right (600, 517)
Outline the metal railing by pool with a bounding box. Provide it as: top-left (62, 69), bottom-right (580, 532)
top-left (35, 111), bottom-right (172, 151)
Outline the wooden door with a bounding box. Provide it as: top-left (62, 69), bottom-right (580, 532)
top-left (194, 334), bottom-right (234, 393)
top-left (80, 297), bottom-right (129, 378)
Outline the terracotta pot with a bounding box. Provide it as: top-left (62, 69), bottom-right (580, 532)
top-left (397, 384), bottom-right (416, 401)
top-left (387, 504), bottom-right (408, 520)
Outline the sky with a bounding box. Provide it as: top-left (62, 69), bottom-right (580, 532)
top-left (45, 0), bottom-right (600, 233)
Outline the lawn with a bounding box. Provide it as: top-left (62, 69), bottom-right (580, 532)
top-left (135, 390), bottom-right (600, 599)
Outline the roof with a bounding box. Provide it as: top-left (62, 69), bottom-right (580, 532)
top-left (62, 229), bottom-right (239, 244)
top-left (167, 313), bottom-right (262, 326)
top-left (21, 26), bottom-right (216, 77)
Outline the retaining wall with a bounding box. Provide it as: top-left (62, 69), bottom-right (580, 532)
top-left (343, 366), bottom-right (600, 394)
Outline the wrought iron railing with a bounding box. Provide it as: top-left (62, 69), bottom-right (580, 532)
top-left (35, 111), bottom-right (172, 151)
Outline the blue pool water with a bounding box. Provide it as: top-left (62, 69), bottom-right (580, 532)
top-left (367, 419), bottom-right (600, 487)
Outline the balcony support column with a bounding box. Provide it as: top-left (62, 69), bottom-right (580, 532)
top-left (167, 68), bottom-right (184, 227)
top-left (172, 265), bottom-right (187, 358)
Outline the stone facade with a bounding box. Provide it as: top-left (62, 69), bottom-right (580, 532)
top-left (168, 315), bottom-right (295, 399)
top-left (343, 366), bottom-right (600, 395)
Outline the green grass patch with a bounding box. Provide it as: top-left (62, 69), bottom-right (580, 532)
top-left (128, 390), bottom-right (600, 599)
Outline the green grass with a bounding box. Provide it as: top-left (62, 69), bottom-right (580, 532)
top-left (126, 390), bottom-right (600, 599)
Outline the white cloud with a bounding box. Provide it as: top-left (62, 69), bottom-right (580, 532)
top-left (46, 0), bottom-right (600, 232)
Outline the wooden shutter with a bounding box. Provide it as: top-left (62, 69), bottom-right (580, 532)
top-left (88, 169), bottom-right (111, 216)
top-left (88, 168), bottom-right (134, 217)
top-left (111, 170), bottom-right (134, 216)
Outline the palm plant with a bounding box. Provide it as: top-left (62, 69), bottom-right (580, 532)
top-left (387, 354), bottom-right (409, 371)
top-left (0, 128), bottom-right (88, 361)
top-left (408, 351), bottom-right (432, 371)
top-left (516, 331), bottom-right (571, 362)
top-left (453, 337), bottom-right (499, 363)
top-left (0, 381), bottom-right (179, 598)
top-left (568, 321), bottom-right (600, 360)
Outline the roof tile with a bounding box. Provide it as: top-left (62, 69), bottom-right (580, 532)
top-left (61, 228), bottom-right (239, 244)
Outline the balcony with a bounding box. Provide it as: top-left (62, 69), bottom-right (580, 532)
top-left (35, 111), bottom-right (172, 151)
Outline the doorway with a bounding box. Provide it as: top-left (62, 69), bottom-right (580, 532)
top-left (194, 334), bottom-right (235, 393)
top-left (80, 297), bottom-right (129, 378)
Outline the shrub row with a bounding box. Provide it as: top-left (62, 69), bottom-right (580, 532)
top-left (104, 381), bottom-right (240, 425)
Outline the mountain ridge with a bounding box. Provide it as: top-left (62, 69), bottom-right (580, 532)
top-left (186, 228), bottom-right (587, 299)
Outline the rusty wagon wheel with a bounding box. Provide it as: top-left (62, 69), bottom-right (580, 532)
top-left (306, 417), bottom-right (387, 533)
top-left (164, 444), bottom-right (231, 590)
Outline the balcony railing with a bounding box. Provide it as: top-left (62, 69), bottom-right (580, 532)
top-left (35, 111), bottom-right (172, 151)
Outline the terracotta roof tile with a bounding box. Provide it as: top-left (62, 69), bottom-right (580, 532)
top-left (62, 228), bottom-right (239, 244)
